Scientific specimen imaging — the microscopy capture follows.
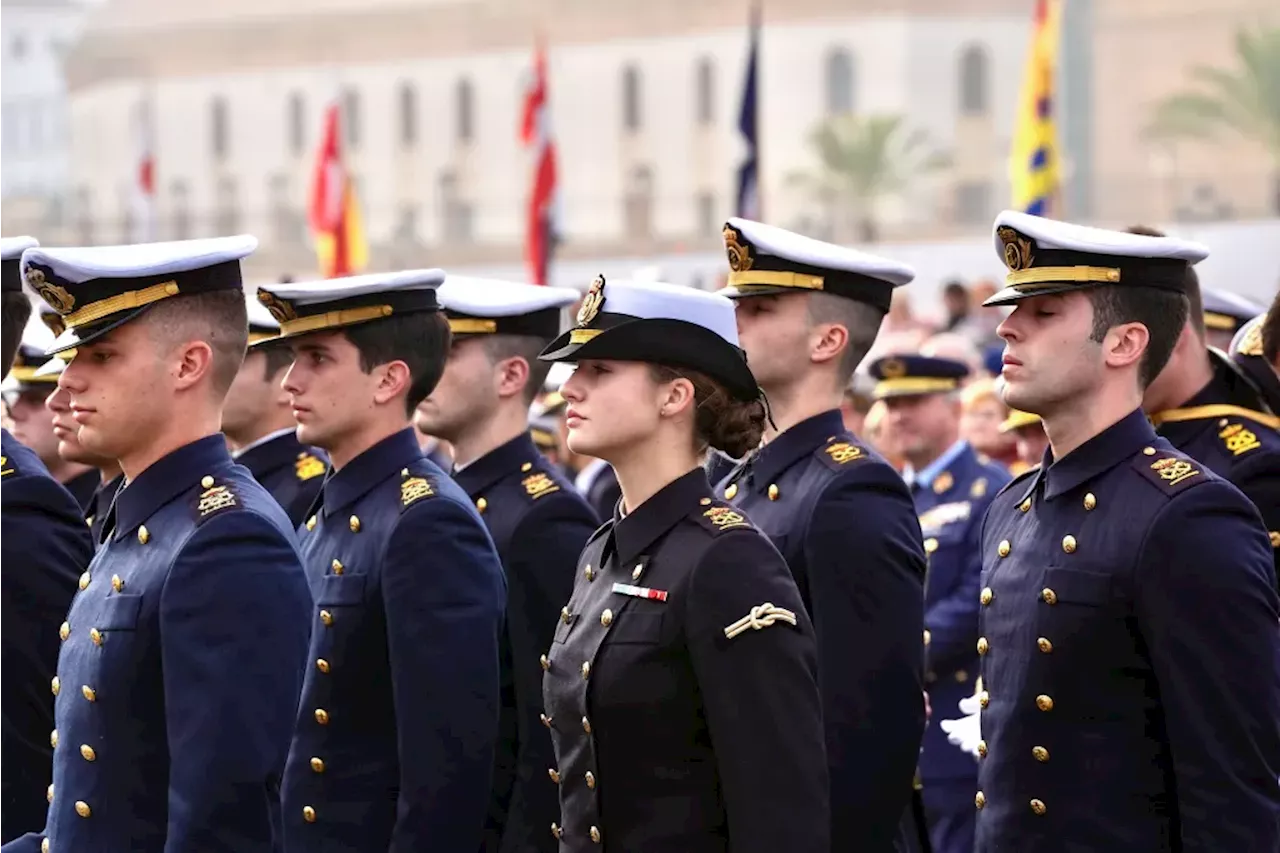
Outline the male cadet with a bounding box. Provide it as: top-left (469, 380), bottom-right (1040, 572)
top-left (6, 236), bottom-right (313, 853)
top-left (1199, 286), bottom-right (1263, 352)
top-left (4, 341), bottom-right (100, 508)
top-left (871, 354), bottom-right (1010, 853)
top-left (257, 271), bottom-right (507, 853)
top-left (413, 276), bottom-right (599, 853)
top-left (717, 218), bottom-right (927, 852)
top-left (0, 237), bottom-right (92, 844)
top-left (1139, 241), bottom-right (1280, 585)
top-left (1231, 300), bottom-right (1280, 414)
top-left (970, 212), bottom-right (1279, 850)
top-left (221, 295), bottom-right (326, 527)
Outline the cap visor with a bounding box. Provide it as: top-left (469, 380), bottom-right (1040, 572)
top-left (717, 283), bottom-right (797, 300)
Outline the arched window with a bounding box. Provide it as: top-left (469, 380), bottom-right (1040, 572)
top-left (343, 88), bottom-right (360, 149)
top-left (287, 92), bottom-right (306, 156)
top-left (622, 65), bottom-right (642, 132)
top-left (959, 45), bottom-right (990, 116)
top-left (824, 48), bottom-right (855, 115)
top-left (210, 97), bottom-right (229, 160)
top-left (695, 57), bottom-right (715, 126)
top-left (399, 82), bottom-right (418, 147)
top-left (456, 78), bottom-right (474, 143)
top-left (624, 164), bottom-right (654, 235)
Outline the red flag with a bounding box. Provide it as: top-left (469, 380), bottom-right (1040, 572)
top-left (309, 100), bottom-right (367, 278)
top-left (520, 43), bottom-right (558, 285)
top-left (133, 97), bottom-right (156, 241)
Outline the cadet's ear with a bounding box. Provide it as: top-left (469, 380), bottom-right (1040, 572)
top-left (658, 375), bottom-right (696, 419)
top-left (809, 321), bottom-right (849, 367)
top-left (372, 359), bottom-right (412, 407)
top-left (1103, 321), bottom-right (1149, 372)
top-left (172, 340), bottom-right (215, 391)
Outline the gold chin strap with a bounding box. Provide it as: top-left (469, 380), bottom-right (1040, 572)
top-left (569, 328), bottom-right (602, 344)
top-left (727, 270), bottom-right (825, 291)
top-left (63, 281), bottom-right (180, 327)
top-left (1006, 266), bottom-right (1121, 287)
top-left (874, 377), bottom-right (959, 398)
top-left (279, 305), bottom-right (394, 337)
top-left (448, 318), bottom-right (497, 334)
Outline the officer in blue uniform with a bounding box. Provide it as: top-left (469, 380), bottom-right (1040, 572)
top-left (0, 237), bottom-right (93, 845)
top-left (221, 296), bottom-right (326, 528)
top-left (716, 218), bottom-right (927, 852)
top-left (5, 235), bottom-right (313, 853)
top-left (1199, 285), bottom-right (1264, 351)
top-left (1231, 309), bottom-right (1280, 415)
top-left (414, 276), bottom-right (599, 853)
top-left (257, 270), bottom-right (507, 853)
top-left (970, 211), bottom-right (1280, 850)
top-left (872, 354), bottom-right (1010, 853)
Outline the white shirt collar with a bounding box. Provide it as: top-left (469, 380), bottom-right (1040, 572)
top-left (231, 426), bottom-right (297, 458)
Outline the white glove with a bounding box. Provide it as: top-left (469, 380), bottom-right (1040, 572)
top-left (938, 695), bottom-right (982, 758)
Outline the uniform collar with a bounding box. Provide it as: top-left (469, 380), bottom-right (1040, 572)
top-left (453, 432), bottom-right (541, 498)
top-left (113, 434), bottom-right (233, 539)
top-left (235, 428), bottom-right (307, 474)
top-left (1151, 357), bottom-right (1275, 439)
top-left (1028, 408), bottom-right (1156, 502)
top-left (750, 409), bottom-right (846, 488)
top-left (320, 427), bottom-right (422, 515)
top-left (233, 426), bottom-right (298, 459)
top-left (904, 439), bottom-right (969, 490)
top-left (611, 467), bottom-right (710, 566)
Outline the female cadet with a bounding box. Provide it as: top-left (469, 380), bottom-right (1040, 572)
top-left (537, 276), bottom-right (829, 853)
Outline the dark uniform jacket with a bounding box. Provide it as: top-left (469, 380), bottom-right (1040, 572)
top-left (61, 469), bottom-right (99, 514)
top-left (236, 429), bottom-right (327, 530)
top-left (976, 409), bottom-right (1280, 851)
top-left (280, 428), bottom-right (508, 853)
top-left (543, 468), bottom-right (829, 853)
top-left (3, 434), bottom-right (314, 853)
top-left (574, 460), bottom-right (621, 522)
top-left (84, 474), bottom-right (124, 548)
top-left (1150, 355), bottom-right (1280, 587)
top-left (453, 432), bottom-right (599, 853)
top-left (718, 410), bottom-right (927, 852)
top-left (0, 430), bottom-right (92, 844)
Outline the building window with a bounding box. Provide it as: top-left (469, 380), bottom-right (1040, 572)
top-left (119, 187), bottom-right (136, 243)
top-left (696, 192), bottom-right (717, 237)
top-left (268, 173), bottom-right (304, 245)
top-left (393, 204), bottom-right (420, 246)
top-left (10, 35), bottom-right (26, 60)
top-left (954, 181), bottom-right (992, 225)
top-left (399, 82), bottom-right (417, 147)
top-left (343, 88), bottom-right (360, 150)
top-left (75, 187), bottom-right (94, 244)
top-left (695, 57), bottom-right (715, 126)
top-left (439, 170), bottom-right (473, 243)
top-left (456, 78), bottom-right (474, 143)
top-left (622, 65), bottom-right (642, 132)
top-left (210, 97), bottom-right (229, 160)
top-left (623, 165), bottom-right (654, 236)
top-left (824, 48), bottom-right (855, 115)
top-left (170, 180), bottom-right (191, 240)
top-left (215, 177), bottom-right (239, 234)
top-left (959, 45), bottom-right (989, 116)
top-left (287, 92), bottom-right (306, 156)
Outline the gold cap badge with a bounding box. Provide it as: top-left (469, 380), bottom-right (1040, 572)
top-left (258, 290), bottom-right (297, 323)
top-left (576, 276), bottom-right (605, 326)
top-left (997, 226), bottom-right (1035, 272)
top-left (723, 226), bottom-right (753, 272)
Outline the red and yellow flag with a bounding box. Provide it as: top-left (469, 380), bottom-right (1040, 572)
top-left (309, 101), bottom-right (367, 278)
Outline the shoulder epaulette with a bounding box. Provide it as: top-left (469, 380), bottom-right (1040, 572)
top-left (1133, 448), bottom-right (1210, 496)
top-left (400, 468), bottom-right (437, 510)
top-left (694, 501), bottom-right (754, 536)
top-left (295, 452), bottom-right (326, 482)
top-left (194, 476), bottom-right (240, 524)
top-left (1217, 421), bottom-right (1270, 458)
top-left (816, 437), bottom-right (870, 470)
top-left (521, 469), bottom-right (562, 501)
top-left (969, 477), bottom-right (988, 499)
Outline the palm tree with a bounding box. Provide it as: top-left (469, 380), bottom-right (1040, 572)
top-left (1146, 27), bottom-right (1280, 172)
top-left (787, 113), bottom-right (950, 242)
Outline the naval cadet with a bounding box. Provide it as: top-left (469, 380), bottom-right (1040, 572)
top-left (0, 237), bottom-right (92, 844)
top-left (873, 354), bottom-right (1010, 853)
top-left (970, 211), bottom-right (1280, 850)
top-left (1140, 246), bottom-right (1280, 585)
top-left (221, 294), bottom-right (326, 528)
top-left (537, 275), bottom-right (828, 852)
top-left (3, 341), bottom-right (99, 509)
top-left (258, 271), bottom-right (507, 853)
top-left (5, 235), bottom-right (314, 853)
top-left (717, 218), bottom-right (927, 852)
top-left (1230, 300), bottom-right (1280, 425)
top-left (1199, 285), bottom-right (1264, 352)
top-left (414, 276), bottom-right (599, 853)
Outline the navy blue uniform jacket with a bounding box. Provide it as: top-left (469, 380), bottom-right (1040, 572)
top-left (236, 430), bottom-right (327, 530)
top-left (280, 428), bottom-right (508, 853)
top-left (84, 474), bottom-right (124, 548)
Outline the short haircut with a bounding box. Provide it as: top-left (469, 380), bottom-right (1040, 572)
top-left (806, 291), bottom-right (885, 382)
top-left (481, 334), bottom-right (554, 405)
top-left (343, 310), bottom-right (451, 416)
top-left (143, 290), bottom-right (248, 397)
top-left (1263, 290), bottom-right (1280, 364)
top-left (260, 343), bottom-right (294, 382)
top-left (1, 292), bottom-right (32, 375)
top-left (1086, 285), bottom-right (1189, 389)
top-left (943, 280), bottom-right (969, 299)
top-left (1127, 225), bottom-right (1203, 339)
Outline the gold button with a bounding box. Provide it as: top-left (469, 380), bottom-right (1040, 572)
top-left (476, 498), bottom-right (487, 513)
top-left (1061, 535), bottom-right (1077, 554)
top-left (1032, 745), bottom-right (1049, 762)
top-left (582, 716), bottom-right (591, 734)
top-left (977, 740), bottom-right (987, 757)
top-left (997, 540), bottom-right (1011, 558)
top-left (401, 468), bottom-right (410, 476)
top-left (548, 768), bottom-right (561, 784)
top-left (540, 654), bottom-right (550, 671)
top-left (320, 610), bottom-right (333, 627)
top-left (78, 571), bottom-right (90, 591)
top-left (975, 791), bottom-right (986, 809)
top-left (314, 708), bottom-right (330, 725)
top-left (581, 661), bottom-right (591, 679)
top-left (976, 637), bottom-right (989, 655)
top-left (138, 526), bottom-right (149, 545)
top-left (1019, 498), bottom-right (1031, 513)
top-left (1083, 492), bottom-right (1096, 510)
top-left (50, 729), bottom-right (58, 748)
top-left (51, 676), bottom-right (60, 696)
top-left (924, 537), bottom-right (938, 555)
top-left (59, 621), bottom-right (70, 641)
top-left (349, 515), bottom-right (361, 532)
top-left (584, 564), bottom-right (594, 581)
top-left (699, 497), bottom-right (711, 505)
top-left (111, 574), bottom-right (124, 592)
top-left (923, 629), bottom-right (931, 646)
top-left (551, 823), bottom-right (563, 839)
top-left (303, 806), bottom-right (316, 823)
top-left (81, 685), bottom-right (96, 702)
top-left (521, 462), bottom-right (533, 472)
top-left (1037, 637), bottom-right (1053, 653)
top-left (632, 564), bottom-right (643, 581)
top-left (41, 838), bottom-right (49, 853)
top-left (561, 606), bottom-right (571, 624)
top-left (540, 713), bottom-right (552, 728)
top-left (585, 770), bottom-right (596, 789)
top-left (90, 628), bottom-right (103, 646)
top-left (311, 757), bottom-right (325, 773)
top-left (80, 744), bottom-right (96, 762)
top-left (201, 475), bottom-right (214, 489)
top-left (767, 484), bottom-right (779, 501)
top-left (724, 483), bottom-right (738, 500)
top-left (331, 559), bottom-right (343, 575)
top-left (1030, 798), bottom-right (1047, 815)
top-left (1143, 446), bottom-right (1156, 456)
top-left (306, 516), bottom-right (317, 531)
top-left (980, 587), bottom-right (993, 605)
top-left (47, 784), bottom-right (54, 803)
top-left (1041, 588), bottom-right (1057, 605)
top-left (979, 691), bottom-right (989, 709)
top-left (316, 658), bottom-right (330, 673)
top-left (955, 670), bottom-right (969, 683)
top-left (1036, 694), bottom-right (1054, 712)
top-left (590, 826), bottom-right (601, 843)
top-left (75, 801), bottom-right (90, 818)
top-left (600, 609), bottom-right (613, 627)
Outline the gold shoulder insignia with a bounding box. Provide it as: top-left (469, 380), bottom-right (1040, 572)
top-left (933, 471), bottom-right (954, 494)
top-left (1135, 453), bottom-right (1205, 496)
top-left (401, 475), bottom-right (435, 508)
top-left (821, 440), bottom-right (866, 467)
top-left (1237, 322), bottom-right (1263, 357)
top-left (196, 484), bottom-right (238, 520)
top-left (970, 477), bottom-right (988, 498)
top-left (1218, 422), bottom-right (1262, 457)
top-left (523, 472), bottom-right (561, 500)
top-left (724, 602), bottom-right (798, 639)
top-left (295, 452), bottom-right (326, 481)
top-left (1270, 531), bottom-right (1280, 549)
top-left (1, 455), bottom-right (12, 477)
top-left (701, 504), bottom-right (751, 533)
